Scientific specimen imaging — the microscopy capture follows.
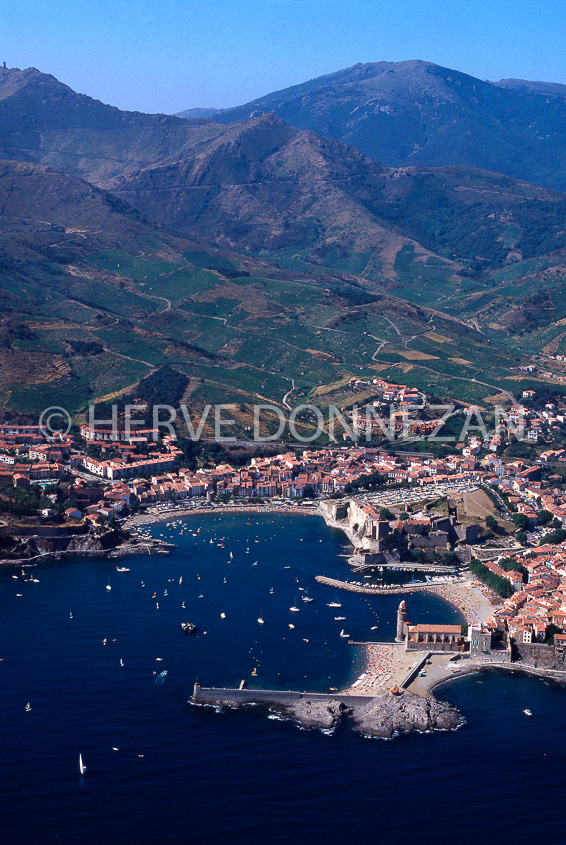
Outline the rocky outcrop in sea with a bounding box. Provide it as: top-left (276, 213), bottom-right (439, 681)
top-left (192, 686), bottom-right (462, 739)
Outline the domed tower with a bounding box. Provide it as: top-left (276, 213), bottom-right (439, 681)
top-left (396, 600), bottom-right (408, 642)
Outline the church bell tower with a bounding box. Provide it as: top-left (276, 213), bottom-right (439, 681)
top-left (396, 600), bottom-right (408, 642)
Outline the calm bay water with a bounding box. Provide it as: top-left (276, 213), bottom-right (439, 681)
top-left (1, 512), bottom-right (564, 844)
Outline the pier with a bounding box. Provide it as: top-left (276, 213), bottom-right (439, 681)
top-left (191, 683), bottom-right (369, 707)
top-left (315, 575), bottom-right (459, 596)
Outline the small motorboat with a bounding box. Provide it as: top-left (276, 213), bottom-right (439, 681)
top-left (339, 629), bottom-right (351, 638)
top-left (180, 622), bottom-right (197, 634)
top-left (25, 702), bottom-right (31, 712)
top-left (116, 566), bottom-right (130, 572)
top-left (327, 602), bottom-right (342, 608)
top-left (220, 612), bottom-right (226, 619)
top-left (288, 624), bottom-right (295, 629)
top-left (120, 658), bottom-right (124, 667)
top-left (79, 754), bottom-right (86, 775)
top-left (523, 709), bottom-right (533, 717)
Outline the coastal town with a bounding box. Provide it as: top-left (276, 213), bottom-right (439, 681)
top-left (2, 371), bottom-right (566, 661)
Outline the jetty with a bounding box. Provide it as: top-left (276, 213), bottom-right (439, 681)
top-left (192, 683), bottom-right (369, 707)
top-left (314, 575), bottom-right (458, 596)
top-left (190, 682), bottom-right (461, 738)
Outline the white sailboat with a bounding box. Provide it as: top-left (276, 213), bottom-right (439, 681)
top-left (79, 753), bottom-right (86, 775)
top-left (289, 597), bottom-right (300, 612)
top-left (339, 629), bottom-right (350, 638)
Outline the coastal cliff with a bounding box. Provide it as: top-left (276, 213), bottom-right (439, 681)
top-left (191, 685), bottom-right (462, 739)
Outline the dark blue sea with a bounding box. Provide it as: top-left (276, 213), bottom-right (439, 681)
top-left (1, 512), bottom-right (564, 844)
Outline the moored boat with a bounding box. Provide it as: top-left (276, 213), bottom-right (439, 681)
top-left (180, 622), bottom-right (197, 633)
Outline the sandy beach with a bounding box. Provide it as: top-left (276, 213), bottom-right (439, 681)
top-left (124, 503), bottom-right (322, 528)
top-left (426, 579), bottom-right (500, 625)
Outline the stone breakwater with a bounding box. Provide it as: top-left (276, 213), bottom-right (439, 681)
top-left (315, 574), bottom-right (436, 596)
top-left (191, 685), bottom-right (462, 739)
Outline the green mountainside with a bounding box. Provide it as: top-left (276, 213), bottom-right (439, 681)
top-left (1, 64), bottom-right (566, 418)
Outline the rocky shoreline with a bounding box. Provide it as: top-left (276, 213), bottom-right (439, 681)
top-left (191, 685), bottom-right (462, 739)
top-left (0, 533), bottom-right (174, 566)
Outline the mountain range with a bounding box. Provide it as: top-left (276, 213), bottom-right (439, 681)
top-left (1, 60), bottom-right (566, 417)
top-left (178, 59), bottom-right (566, 192)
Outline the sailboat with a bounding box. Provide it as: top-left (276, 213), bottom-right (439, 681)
top-left (179, 577), bottom-right (182, 585)
top-left (120, 658), bottom-right (124, 667)
top-left (106, 580), bottom-right (111, 591)
top-left (79, 754), bottom-right (86, 775)
top-left (258, 612), bottom-right (264, 624)
top-left (289, 598), bottom-right (300, 612)
top-left (339, 629), bottom-right (350, 638)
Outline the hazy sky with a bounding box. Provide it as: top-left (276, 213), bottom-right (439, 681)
top-left (2, 0), bottom-right (566, 114)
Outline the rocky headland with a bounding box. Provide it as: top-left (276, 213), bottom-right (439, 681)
top-left (191, 685), bottom-right (462, 739)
